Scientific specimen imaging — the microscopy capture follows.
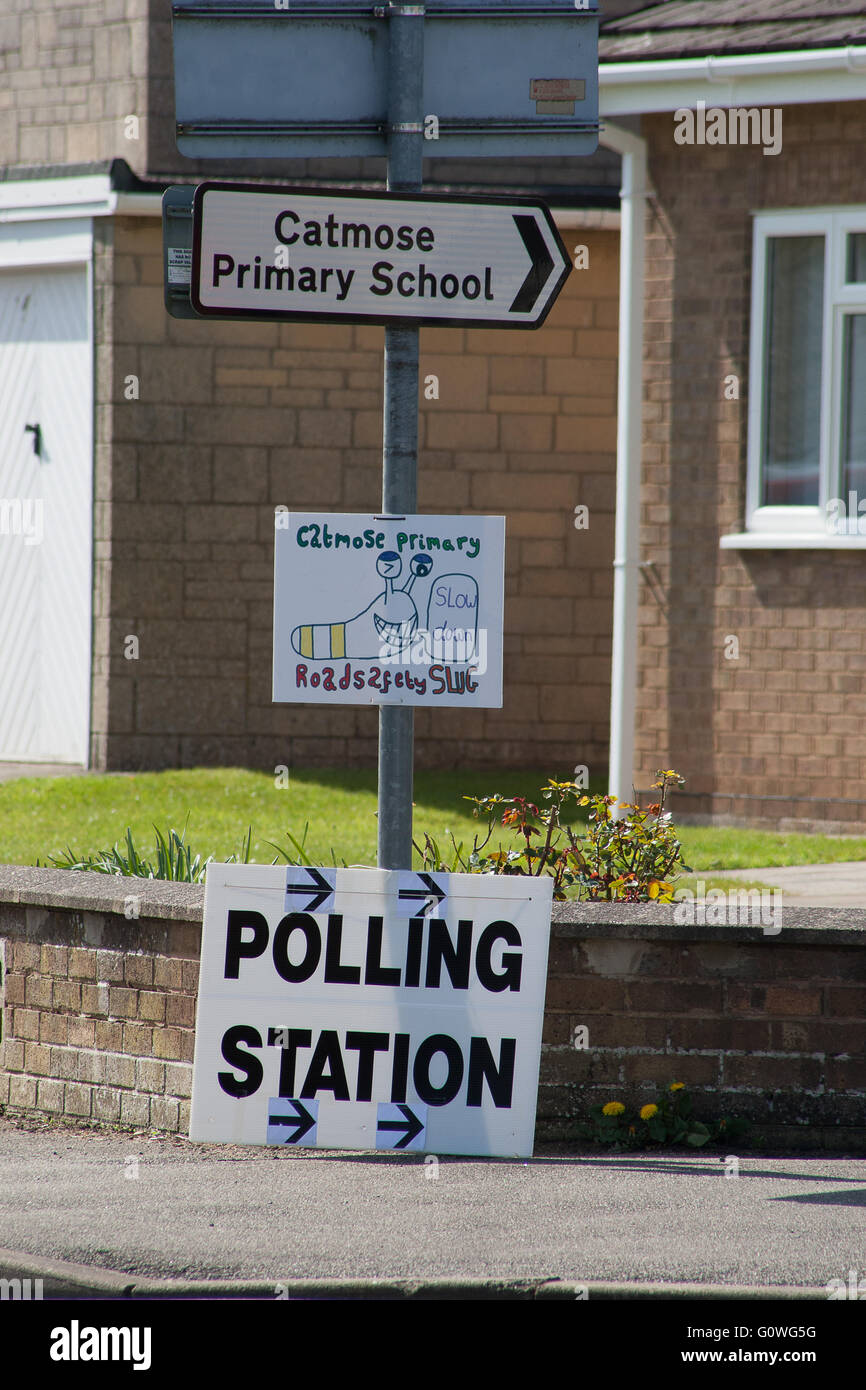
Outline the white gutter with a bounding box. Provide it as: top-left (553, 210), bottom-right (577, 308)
top-left (0, 174), bottom-right (162, 222)
top-left (600, 45), bottom-right (866, 116)
top-left (599, 121), bottom-right (647, 812)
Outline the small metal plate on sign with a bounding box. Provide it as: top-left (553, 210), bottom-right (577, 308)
top-left (529, 79), bottom-right (586, 100)
top-left (530, 77), bottom-right (585, 115)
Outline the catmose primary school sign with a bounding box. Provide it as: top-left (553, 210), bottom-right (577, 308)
top-left (190, 184), bottom-right (571, 329)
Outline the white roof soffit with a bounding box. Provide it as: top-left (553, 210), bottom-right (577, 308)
top-left (0, 173), bottom-right (615, 227)
top-left (0, 173), bottom-right (162, 222)
top-left (600, 45), bottom-right (866, 117)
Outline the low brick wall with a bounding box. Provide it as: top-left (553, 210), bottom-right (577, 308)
top-left (542, 902), bottom-right (866, 1146)
top-left (0, 869), bottom-right (201, 1133)
top-left (0, 869), bottom-right (864, 1147)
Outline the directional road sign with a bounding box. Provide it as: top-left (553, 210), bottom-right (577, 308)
top-left (191, 183), bottom-right (571, 330)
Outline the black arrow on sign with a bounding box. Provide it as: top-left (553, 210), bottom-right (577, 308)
top-left (398, 873), bottom-right (446, 909)
top-left (377, 1104), bottom-right (425, 1150)
top-left (269, 1099), bottom-right (316, 1145)
top-left (285, 867), bottom-right (333, 913)
top-left (509, 214), bottom-right (555, 315)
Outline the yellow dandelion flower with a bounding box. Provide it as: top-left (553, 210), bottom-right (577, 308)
top-left (670, 1082), bottom-right (685, 1092)
top-left (602, 1102), bottom-right (626, 1117)
top-left (640, 1103), bottom-right (659, 1121)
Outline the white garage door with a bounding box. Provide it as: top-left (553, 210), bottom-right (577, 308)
top-left (0, 264), bottom-right (92, 763)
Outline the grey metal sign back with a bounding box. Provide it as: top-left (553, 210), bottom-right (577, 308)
top-left (162, 185), bottom-right (197, 320)
top-left (172, 0), bottom-right (598, 159)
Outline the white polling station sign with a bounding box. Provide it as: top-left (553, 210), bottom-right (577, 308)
top-left (273, 512), bottom-right (504, 708)
top-left (190, 865), bottom-right (553, 1158)
top-left (190, 183), bottom-right (571, 329)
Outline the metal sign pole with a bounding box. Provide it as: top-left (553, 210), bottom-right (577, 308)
top-left (377, 2), bottom-right (425, 870)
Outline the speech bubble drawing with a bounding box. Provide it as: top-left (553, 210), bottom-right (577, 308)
top-left (427, 573), bottom-right (479, 663)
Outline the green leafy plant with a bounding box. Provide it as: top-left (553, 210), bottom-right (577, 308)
top-left (414, 770), bottom-right (691, 901)
top-left (575, 1083), bottom-right (750, 1151)
top-left (45, 820), bottom-right (254, 883)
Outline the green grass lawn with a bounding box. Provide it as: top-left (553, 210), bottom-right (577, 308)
top-left (2, 766), bottom-right (866, 875)
top-left (1, 767), bottom-right (576, 871)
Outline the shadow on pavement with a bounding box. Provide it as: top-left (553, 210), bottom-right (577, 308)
top-left (267, 1148), bottom-right (866, 1184)
top-left (769, 1188), bottom-right (866, 1206)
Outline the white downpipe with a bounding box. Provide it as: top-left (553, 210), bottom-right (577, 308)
top-left (600, 122), bottom-right (648, 811)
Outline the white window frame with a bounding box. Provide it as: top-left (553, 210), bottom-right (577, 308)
top-left (723, 206), bottom-right (866, 549)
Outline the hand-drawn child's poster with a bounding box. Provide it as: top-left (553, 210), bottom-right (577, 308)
top-left (273, 512), bottom-right (504, 707)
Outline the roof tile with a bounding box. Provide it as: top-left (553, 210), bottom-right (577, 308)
top-left (600, 0), bottom-right (866, 61)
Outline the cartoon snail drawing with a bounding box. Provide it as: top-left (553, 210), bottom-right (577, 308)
top-left (291, 552), bottom-right (434, 660)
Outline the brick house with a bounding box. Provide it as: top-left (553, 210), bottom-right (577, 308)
top-left (0, 0), bottom-right (638, 778)
top-left (6, 1), bottom-right (865, 832)
top-left (599, 1), bottom-right (866, 829)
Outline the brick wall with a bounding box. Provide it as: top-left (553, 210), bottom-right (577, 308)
top-left (1, 872), bottom-right (864, 1147)
top-left (0, 874), bottom-right (199, 1131)
top-left (543, 904), bottom-right (866, 1139)
top-left (0, 0), bottom-right (148, 169)
top-left (97, 214), bottom-right (619, 773)
top-left (3, 938), bottom-right (195, 1129)
top-left (637, 101), bottom-right (866, 828)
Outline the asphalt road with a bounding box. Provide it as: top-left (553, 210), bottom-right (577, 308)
top-left (1, 1117), bottom-right (864, 1295)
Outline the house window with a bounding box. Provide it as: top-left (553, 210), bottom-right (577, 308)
top-left (744, 209), bottom-right (866, 541)
top-left (761, 234), bottom-right (824, 508)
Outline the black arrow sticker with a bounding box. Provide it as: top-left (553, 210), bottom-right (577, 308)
top-left (398, 872), bottom-right (446, 910)
top-left (284, 867), bottom-right (334, 913)
top-left (509, 214), bottom-right (554, 315)
top-left (377, 1103), bottom-right (425, 1150)
top-left (267, 1098), bottom-right (317, 1145)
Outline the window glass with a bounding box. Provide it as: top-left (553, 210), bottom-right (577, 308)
top-left (846, 232), bottom-right (866, 283)
top-left (762, 235), bottom-right (824, 506)
top-left (842, 314), bottom-right (866, 498)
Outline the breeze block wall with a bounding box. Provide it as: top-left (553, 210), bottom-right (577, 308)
top-left (1, 870), bottom-right (864, 1148)
top-left (0, 0), bottom-right (149, 169)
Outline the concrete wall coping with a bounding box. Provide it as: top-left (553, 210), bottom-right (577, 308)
top-left (0, 866), bottom-right (204, 923)
top-left (0, 866), bottom-right (865, 946)
top-left (551, 899), bottom-right (866, 944)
